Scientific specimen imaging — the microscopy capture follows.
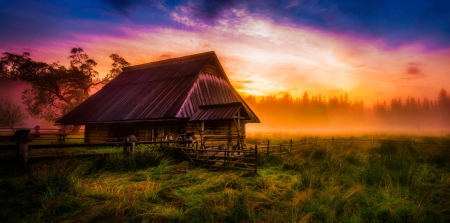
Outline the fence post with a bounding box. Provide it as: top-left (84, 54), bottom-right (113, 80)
top-left (255, 145), bottom-right (258, 174)
top-left (11, 130), bottom-right (32, 170)
top-left (129, 134), bottom-right (138, 154)
top-left (34, 125), bottom-right (40, 138)
top-left (290, 139), bottom-right (292, 153)
top-left (196, 142), bottom-right (199, 164)
top-left (18, 142), bottom-right (28, 169)
top-left (123, 137), bottom-right (130, 154)
top-left (267, 140), bottom-right (270, 155)
top-left (226, 146), bottom-right (229, 166)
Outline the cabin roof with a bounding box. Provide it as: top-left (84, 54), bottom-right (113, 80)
top-left (56, 51), bottom-right (259, 125)
top-left (190, 104), bottom-right (242, 121)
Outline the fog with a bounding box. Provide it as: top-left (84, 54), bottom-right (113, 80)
top-left (0, 78), bottom-right (47, 128)
top-left (1, 78), bottom-right (449, 135)
top-left (244, 90), bottom-right (450, 135)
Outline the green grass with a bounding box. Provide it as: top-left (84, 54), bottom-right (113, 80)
top-left (1, 137), bottom-right (450, 222)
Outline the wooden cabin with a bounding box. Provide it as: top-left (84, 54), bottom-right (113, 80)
top-left (56, 51), bottom-right (259, 149)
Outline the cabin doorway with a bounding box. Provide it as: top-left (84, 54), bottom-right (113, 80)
top-left (108, 124), bottom-right (136, 138)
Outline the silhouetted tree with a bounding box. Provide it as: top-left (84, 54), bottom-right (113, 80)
top-left (374, 101), bottom-right (388, 116)
top-left (104, 53), bottom-right (131, 81)
top-left (301, 91), bottom-right (309, 106)
top-left (0, 99), bottom-right (27, 132)
top-left (0, 48), bottom-right (130, 121)
top-left (438, 88), bottom-right (449, 110)
top-left (420, 97), bottom-right (432, 114)
top-left (437, 88), bottom-right (450, 123)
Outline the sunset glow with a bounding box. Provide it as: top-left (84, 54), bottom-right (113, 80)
top-left (3, 2), bottom-right (450, 221)
top-left (1, 0), bottom-right (449, 109)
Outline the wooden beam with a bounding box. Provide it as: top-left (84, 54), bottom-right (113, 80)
top-left (201, 121), bottom-right (204, 147)
top-left (151, 123), bottom-right (154, 142)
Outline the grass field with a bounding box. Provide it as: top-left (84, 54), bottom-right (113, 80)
top-left (1, 135), bottom-right (450, 222)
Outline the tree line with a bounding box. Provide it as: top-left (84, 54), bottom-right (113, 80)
top-left (373, 89), bottom-right (449, 117)
top-left (244, 89), bottom-right (450, 129)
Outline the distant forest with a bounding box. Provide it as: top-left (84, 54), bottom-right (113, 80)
top-left (244, 88), bottom-right (450, 131)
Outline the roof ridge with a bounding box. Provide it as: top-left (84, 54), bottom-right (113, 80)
top-left (123, 51), bottom-right (216, 72)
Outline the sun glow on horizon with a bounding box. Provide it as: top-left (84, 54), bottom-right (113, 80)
top-left (1, 9), bottom-right (449, 106)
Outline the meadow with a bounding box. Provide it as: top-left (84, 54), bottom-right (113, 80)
top-left (1, 134), bottom-right (450, 223)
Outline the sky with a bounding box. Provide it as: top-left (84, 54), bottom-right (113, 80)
top-left (1, 0), bottom-right (450, 105)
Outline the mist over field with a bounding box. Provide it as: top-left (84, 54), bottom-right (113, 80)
top-left (2, 76), bottom-right (449, 135)
top-left (244, 90), bottom-right (450, 135)
top-left (0, 78), bottom-right (43, 128)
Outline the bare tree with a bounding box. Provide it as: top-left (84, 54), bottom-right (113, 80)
top-left (0, 99), bottom-right (28, 132)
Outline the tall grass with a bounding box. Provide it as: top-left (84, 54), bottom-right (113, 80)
top-left (0, 149), bottom-right (171, 222)
top-left (1, 138), bottom-right (450, 222)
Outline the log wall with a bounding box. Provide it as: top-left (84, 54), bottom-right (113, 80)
top-left (84, 120), bottom-right (247, 146)
top-left (85, 124), bottom-right (109, 143)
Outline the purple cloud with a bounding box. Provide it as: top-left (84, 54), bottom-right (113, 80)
top-left (405, 62), bottom-right (427, 79)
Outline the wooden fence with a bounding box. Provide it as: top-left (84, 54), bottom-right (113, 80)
top-left (0, 127), bottom-right (85, 143)
top-left (255, 137), bottom-right (449, 158)
top-left (178, 146), bottom-right (258, 173)
top-left (257, 139), bottom-right (293, 156)
top-left (1, 129), bottom-right (448, 174)
top-left (0, 128), bottom-right (258, 173)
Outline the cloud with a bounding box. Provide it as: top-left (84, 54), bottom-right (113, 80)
top-left (406, 62), bottom-right (421, 75)
top-left (101, 0), bottom-right (162, 16)
top-left (102, 0), bottom-right (138, 16)
top-left (158, 53), bottom-right (172, 59)
top-left (1, 0), bottom-right (449, 105)
top-left (285, 0), bottom-right (301, 9)
top-left (200, 43), bottom-right (211, 48)
top-left (173, 0), bottom-right (450, 49)
top-left (405, 62), bottom-right (427, 79)
top-left (192, 0), bottom-right (235, 20)
top-left (2, 0), bottom-right (450, 51)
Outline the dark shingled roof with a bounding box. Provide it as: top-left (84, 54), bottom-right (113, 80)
top-left (190, 104), bottom-right (243, 121)
top-left (56, 51), bottom-right (259, 124)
